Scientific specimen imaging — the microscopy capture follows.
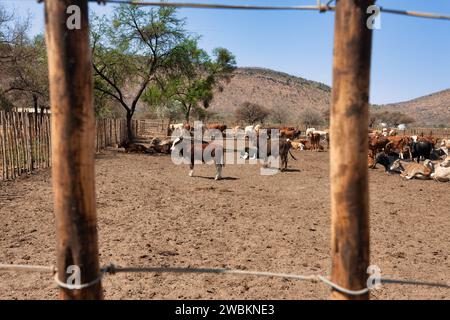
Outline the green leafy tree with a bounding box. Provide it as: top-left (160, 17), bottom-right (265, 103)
top-left (0, 6), bottom-right (48, 113)
top-left (91, 5), bottom-right (186, 140)
top-left (3, 35), bottom-right (49, 113)
top-left (144, 39), bottom-right (236, 122)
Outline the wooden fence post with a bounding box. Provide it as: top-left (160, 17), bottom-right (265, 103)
top-left (330, 0), bottom-right (374, 300)
top-left (44, 0), bottom-right (102, 299)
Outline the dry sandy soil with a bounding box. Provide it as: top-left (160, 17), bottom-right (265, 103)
top-left (0, 148), bottom-right (449, 300)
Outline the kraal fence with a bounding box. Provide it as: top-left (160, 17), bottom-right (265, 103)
top-left (0, 110), bottom-right (141, 181)
top-left (1, 111), bottom-right (449, 182)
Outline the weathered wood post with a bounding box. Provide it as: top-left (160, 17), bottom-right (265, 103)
top-left (44, 0), bottom-right (102, 299)
top-left (330, 0), bottom-right (374, 300)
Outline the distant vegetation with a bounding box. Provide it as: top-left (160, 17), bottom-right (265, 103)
top-left (369, 109), bottom-right (415, 128)
top-left (0, 6), bottom-right (49, 113)
top-left (0, 4), bottom-right (235, 140)
top-left (91, 5), bottom-right (235, 139)
top-left (1, 4), bottom-right (449, 129)
top-left (235, 102), bottom-right (270, 124)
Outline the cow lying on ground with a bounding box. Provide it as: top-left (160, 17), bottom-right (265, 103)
top-left (389, 159), bottom-right (434, 180)
top-left (440, 139), bottom-right (450, 156)
top-left (149, 138), bottom-right (172, 154)
top-left (290, 141), bottom-right (302, 150)
top-left (120, 141), bottom-right (150, 154)
top-left (373, 152), bottom-right (400, 173)
top-left (431, 156), bottom-right (450, 182)
top-left (170, 136), bottom-right (224, 180)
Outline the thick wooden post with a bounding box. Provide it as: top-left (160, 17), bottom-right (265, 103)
top-left (330, 0), bottom-right (374, 300)
top-left (44, 0), bottom-right (102, 299)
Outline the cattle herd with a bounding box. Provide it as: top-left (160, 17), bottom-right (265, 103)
top-left (122, 122), bottom-right (450, 183)
top-left (368, 129), bottom-right (450, 182)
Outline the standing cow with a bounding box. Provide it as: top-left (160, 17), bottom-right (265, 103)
top-left (170, 135), bottom-right (224, 180)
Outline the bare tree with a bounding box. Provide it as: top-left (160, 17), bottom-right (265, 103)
top-left (235, 101), bottom-right (269, 124)
top-left (269, 106), bottom-right (289, 124)
top-left (298, 107), bottom-right (324, 127)
top-left (370, 110), bottom-right (415, 127)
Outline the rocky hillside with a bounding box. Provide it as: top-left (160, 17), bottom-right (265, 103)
top-left (379, 89), bottom-right (450, 127)
top-left (209, 67), bottom-right (450, 127)
top-left (208, 67), bottom-right (331, 122)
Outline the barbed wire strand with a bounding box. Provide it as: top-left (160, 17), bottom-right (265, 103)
top-left (84, 0), bottom-right (450, 21)
top-left (1, 263), bottom-right (449, 297)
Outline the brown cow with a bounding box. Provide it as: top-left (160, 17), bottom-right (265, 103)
top-left (368, 135), bottom-right (389, 158)
top-left (308, 133), bottom-right (322, 151)
top-left (280, 129), bottom-right (301, 140)
top-left (207, 123), bottom-right (227, 132)
top-left (207, 123), bottom-right (227, 139)
top-left (390, 159), bottom-right (434, 180)
top-left (170, 136), bottom-right (224, 180)
top-left (385, 136), bottom-right (413, 159)
top-left (417, 135), bottom-right (438, 147)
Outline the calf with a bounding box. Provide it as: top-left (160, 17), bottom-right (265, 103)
top-left (389, 159), bottom-right (434, 180)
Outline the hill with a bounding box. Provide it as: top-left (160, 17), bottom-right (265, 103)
top-left (208, 67), bottom-right (450, 126)
top-left (378, 89), bottom-right (450, 127)
top-left (208, 67), bottom-right (331, 122)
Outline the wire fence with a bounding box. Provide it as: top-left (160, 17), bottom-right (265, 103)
top-left (0, 263), bottom-right (449, 296)
top-left (87, 0), bottom-right (450, 21)
top-left (3, 0), bottom-right (449, 300)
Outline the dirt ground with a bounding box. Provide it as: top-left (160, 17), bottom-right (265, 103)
top-left (0, 148), bottom-right (449, 300)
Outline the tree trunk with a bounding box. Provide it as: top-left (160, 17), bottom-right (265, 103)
top-left (184, 104), bottom-right (191, 124)
top-left (33, 94), bottom-right (39, 115)
top-left (126, 111), bottom-right (134, 141)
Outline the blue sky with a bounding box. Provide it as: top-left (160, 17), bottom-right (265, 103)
top-left (1, 0), bottom-right (450, 104)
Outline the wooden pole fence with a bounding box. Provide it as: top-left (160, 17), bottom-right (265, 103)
top-left (44, 0), bottom-right (102, 299)
top-left (330, 0), bottom-right (374, 300)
